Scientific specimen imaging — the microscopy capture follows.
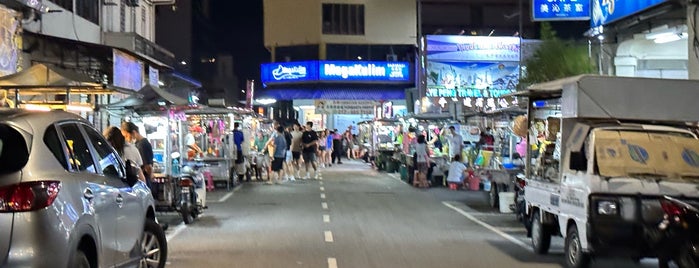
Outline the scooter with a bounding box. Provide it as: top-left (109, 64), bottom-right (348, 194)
top-left (179, 163), bottom-right (208, 224)
top-left (653, 196), bottom-right (699, 268)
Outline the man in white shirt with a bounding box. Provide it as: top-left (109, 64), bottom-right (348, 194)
top-left (446, 126), bottom-right (463, 159)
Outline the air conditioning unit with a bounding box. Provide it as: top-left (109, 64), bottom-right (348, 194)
top-left (125, 0), bottom-right (139, 7)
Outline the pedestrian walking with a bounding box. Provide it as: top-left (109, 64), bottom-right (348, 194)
top-left (284, 125), bottom-right (295, 181)
top-left (290, 123), bottom-right (303, 178)
top-left (331, 129), bottom-right (343, 164)
top-left (413, 134), bottom-right (431, 188)
top-left (266, 126), bottom-right (287, 184)
top-left (325, 129), bottom-right (333, 167)
top-left (301, 121), bottom-right (320, 179)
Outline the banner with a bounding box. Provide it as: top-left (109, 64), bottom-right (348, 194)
top-left (426, 36), bottom-right (520, 62)
top-left (315, 100), bottom-right (377, 115)
top-left (592, 0), bottom-right (668, 27)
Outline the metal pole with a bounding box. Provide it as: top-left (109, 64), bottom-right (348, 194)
top-left (416, 0), bottom-right (425, 100)
top-left (518, 0), bottom-right (524, 90)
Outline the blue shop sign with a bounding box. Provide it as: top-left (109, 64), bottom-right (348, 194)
top-left (260, 61), bottom-right (318, 84)
top-left (591, 0), bottom-right (668, 27)
top-left (261, 61), bottom-right (411, 84)
top-left (318, 61), bottom-right (410, 82)
top-left (533, 0), bottom-right (590, 21)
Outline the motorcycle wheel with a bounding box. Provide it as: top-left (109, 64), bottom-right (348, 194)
top-left (181, 203), bottom-right (194, 224)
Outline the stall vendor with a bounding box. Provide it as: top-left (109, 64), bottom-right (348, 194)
top-left (186, 126), bottom-right (204, 160)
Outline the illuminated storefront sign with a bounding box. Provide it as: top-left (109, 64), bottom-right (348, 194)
top-left (426, 35), bottom-right (520, 62)
top-left (592, 0), bottom-right (668, 27)
top-left (533, 0), bottom-right (590, 21)
top-left (261, 61), bottom-right (411, 84)
top-left (426, 87), bottom-right (516, 98)
top-left (319, 61), bottom-right (409, 82)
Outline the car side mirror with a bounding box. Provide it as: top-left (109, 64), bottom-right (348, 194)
top-left (124, 160), bottom-right (140, 187)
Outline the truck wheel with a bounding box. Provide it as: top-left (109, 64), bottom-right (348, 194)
top-left (565, 225), bottom-right (591, 268)
top-left (489, 183), bottom-right (499, 208)
top-left (531, 210), bottom-right (551, 254)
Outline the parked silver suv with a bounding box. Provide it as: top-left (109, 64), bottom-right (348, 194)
top-left (0, 110), bottom-right (167, 268)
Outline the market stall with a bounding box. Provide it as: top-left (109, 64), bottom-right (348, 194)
top-left (183, 107), bottom-right (249, 190)
top-left (401, 113), bottom-right (457, 186)
top-left (357, 118), bottom-right (402, 172)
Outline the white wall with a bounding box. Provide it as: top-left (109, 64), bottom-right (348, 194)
top-left (264, 0), bottom-right (416, 47)
top-left (23, 1), bottom-right (101, 44)
top-left (103, 1), bottom-right (156, 42)
top-left (615, 37), bottom-right (688, 78)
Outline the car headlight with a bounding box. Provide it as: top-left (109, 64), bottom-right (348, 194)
top-left (597, 200), bottom-right (619, 215)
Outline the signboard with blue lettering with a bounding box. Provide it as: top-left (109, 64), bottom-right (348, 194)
top-left (591, 0), bottom-right (668, 27)
top-left (260, 61), bottom-right (411, 84)
top-left (532, 0), bottom-right (590, 21)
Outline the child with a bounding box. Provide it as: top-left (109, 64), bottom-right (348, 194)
top-left (446, 154), bottom-right (468, 189)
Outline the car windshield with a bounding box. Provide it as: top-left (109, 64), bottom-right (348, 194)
top-left (594, 129), bottom-right (699, 180)
top-left (0, 123), bottom-right (29, 175)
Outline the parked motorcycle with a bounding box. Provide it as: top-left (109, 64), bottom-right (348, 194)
top-left (514, 173), bottom-right (530, 236)
top-left (152, 152), bottom-right (207, 224)
top-left (653, 196), bottom-right (699, 268)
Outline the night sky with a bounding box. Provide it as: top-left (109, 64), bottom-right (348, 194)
top-left (211, 0), bottom-right (269, 84)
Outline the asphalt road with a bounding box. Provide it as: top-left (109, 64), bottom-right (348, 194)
top-left (158, 160), bottom-right (664, 268)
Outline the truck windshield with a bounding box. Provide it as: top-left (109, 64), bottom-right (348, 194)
top-left (0, 123), bottom-right (29, 175)
top-left (594, 129), bottom-right (699, 179)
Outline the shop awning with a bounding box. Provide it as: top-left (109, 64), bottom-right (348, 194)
top-left (0, 63), bottom-right (101, 88)
top-left (104, 85), bottom-right (189, 109)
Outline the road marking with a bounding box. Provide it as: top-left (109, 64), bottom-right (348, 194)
top-left (320, 193), bottom-right (326, 199)
top-left (165, 222), bottom-right (187, 241)
top-left (324, 231), bottom-right (334, 242)
top-left (442, 202), bottom-right (530, 251)
top-left (320, 186), bottom-right (325, 191)
top-left (323, 214), bottom-right (330, 223)
top-left (327, 258), bottom-right (338, 268)
top-left (217, 192), bottom-right (233, 203)
top-left (322, 202), bottom-right (328, 210)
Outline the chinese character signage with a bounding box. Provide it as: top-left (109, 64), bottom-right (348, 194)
top-left (592, 0), bottom-right (668, 27)
top-left (426, 36), bottom-right (520, 62)
top-left (315, 100), bottom-right (378, 115)
top-left (533, 0), bottom-right (590, 21)
top-left (261, 61), bottom-right (411, 84)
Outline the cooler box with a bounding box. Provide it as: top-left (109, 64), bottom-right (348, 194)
top-left (499, 192), bottom-right (515, 213)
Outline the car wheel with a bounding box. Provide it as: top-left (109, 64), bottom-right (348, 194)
top-left (68, 249), bottom-right (91, 268)
top-left (565, 225), bottom-right (591, 268)
top-left (489, 183), bottom-right (499, 208)
top-left (141, 219), bottom-right (167, 268)
top-left (531, 210), bottom-right (551, 255)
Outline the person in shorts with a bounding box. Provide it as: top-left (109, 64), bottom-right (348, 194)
top-left (284, 125), bottom-right (295, 181)
top-left (268, 126), bottom-right (287, 184)
top-left (290, 123), bottom-right (303, 178)
top-left (301, 121), bottom-right (319, 179)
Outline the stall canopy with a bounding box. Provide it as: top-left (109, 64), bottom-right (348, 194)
top-left (0, 63), bottom-right (114, 93)
top-left (106, 84), bottom-right (190, 109)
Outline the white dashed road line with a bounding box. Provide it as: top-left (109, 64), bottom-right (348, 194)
top-left (327, 258), bottom-right (338, 268)
top-left (323, 214), bottom-right (330, 223)
top-left (324, 231), bottom-right (334, 242)
top-left (322, 202), bottom-right (328, 210)
top-left (217, 192), bottom-right (233, 203)
top-left (320, 193), bottom-right (326, 199)
top-left (165, 222), bottom-right (187, 241)
top-left (442, 202), bottom-right (530, 251)
top-left (320, 186), bottom-right (325, 191)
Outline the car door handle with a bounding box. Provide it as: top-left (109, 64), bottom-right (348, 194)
top-left (83, 188), bottom-right (94, 200)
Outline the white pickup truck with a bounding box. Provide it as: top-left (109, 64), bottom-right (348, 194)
top-left (516, 75), bottom-right (699, 267)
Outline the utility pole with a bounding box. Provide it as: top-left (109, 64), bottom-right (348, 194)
top-left (518, 0), bottom-right (524, 90)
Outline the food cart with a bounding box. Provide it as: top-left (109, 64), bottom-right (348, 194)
top-left (403, 113), bottom-right (457, 186)
top-left (184, 107), bottom-right (240, 190)
top-left (357, 118), bottom-right (402, 172)
top-left (464, 106), bottom-right (527, 210)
